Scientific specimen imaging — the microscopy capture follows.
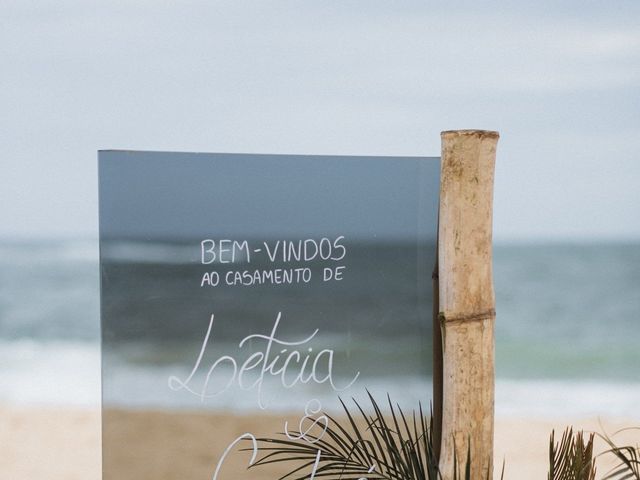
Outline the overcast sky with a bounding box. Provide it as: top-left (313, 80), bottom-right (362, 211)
top-left (1, 1), bottom-right (639, 242)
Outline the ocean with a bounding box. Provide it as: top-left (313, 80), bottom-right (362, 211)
top-left (0, 240), bottom-right (638, 418)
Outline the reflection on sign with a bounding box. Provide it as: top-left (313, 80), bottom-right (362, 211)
top-left (99, 151), bottom-right (439, 479)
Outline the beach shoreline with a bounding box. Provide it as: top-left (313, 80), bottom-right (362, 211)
top-left (2, 405), bottom-right (638, 480)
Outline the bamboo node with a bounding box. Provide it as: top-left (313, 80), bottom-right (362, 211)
top-left (438, 308), bottom-right (496, 325)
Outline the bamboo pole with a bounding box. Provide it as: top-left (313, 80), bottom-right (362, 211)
top-left (437, 129), bottom-right (499, 479)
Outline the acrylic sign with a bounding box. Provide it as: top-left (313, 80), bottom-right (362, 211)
top-left (99, 151), bottom-right (440, 479)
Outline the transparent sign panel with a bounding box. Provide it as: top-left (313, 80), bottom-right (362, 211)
top-left (99, 151), bottom-right (440, 479)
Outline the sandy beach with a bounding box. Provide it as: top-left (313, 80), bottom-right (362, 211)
top-left (2, 405), bottom-right (638, 480)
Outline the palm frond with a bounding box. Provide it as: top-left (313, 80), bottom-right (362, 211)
top-left (548, 427), bottom-right (596, 480)
top-left (249, 393), bottom-right (461, 480)
top-left (598, 427), bottom-right (640, 480)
